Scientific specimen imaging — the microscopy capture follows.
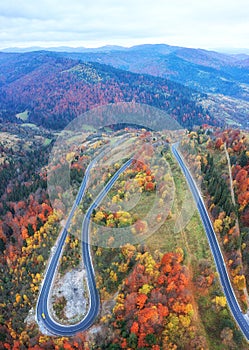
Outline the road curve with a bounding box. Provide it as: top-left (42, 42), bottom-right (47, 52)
top-left (36, 141), bottom-right (132, 335)
top-left (172, 143), bottom-right (249, 341)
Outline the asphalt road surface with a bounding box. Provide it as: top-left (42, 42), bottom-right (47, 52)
top-left (36, 142), bottom-right (132, 336)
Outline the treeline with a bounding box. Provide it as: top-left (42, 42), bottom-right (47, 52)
top-left (0, 143), bottom-right (52, 216)
top-left (203, 153), bottom-right (234, 215)
top-left (201, 153), bottom-right (238, 252)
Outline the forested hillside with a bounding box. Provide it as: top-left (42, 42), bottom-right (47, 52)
top-left (51, 44), bottom-right (249, 100)
top-left (0, 51), bottom-right (218, 130)
top-left (48, 44), bottom-right (249, 129)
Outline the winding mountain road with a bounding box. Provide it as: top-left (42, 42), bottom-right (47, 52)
top-left (172, 143), bottom-right (249, 341)
top-left (36, 140), bottom-right (132, 336)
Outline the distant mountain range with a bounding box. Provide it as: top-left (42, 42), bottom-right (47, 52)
top-left (0, 44), bottom-right (248, 129)
top-left (2, 44), bottom-right (249, 56)
top-left (0, 45), bottom-right (129, 53)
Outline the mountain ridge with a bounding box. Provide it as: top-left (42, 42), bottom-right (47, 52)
top-left (1, 44), bottom-right (249, 129)
top-left (0, 51), bottom-right (216, 130)
top-left (1, 43), bottom-right (249, 56)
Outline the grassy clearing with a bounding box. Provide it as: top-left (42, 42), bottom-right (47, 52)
top-left (185, 213), bottom-right (212, 261)
top-left (81, 124), bottom-right (96, 132)
top-left (145, 152), bottom-right (210, 261)
top-left (146, 218), bottom-right (181, 253)
top-left (21, 123), bottom-right (39, 129)
top-left (129, 191), bottom-right (155, 219)
top-left (16, 110), bottom-right (28, 121)
top-left (43, 138), bottom-right (52, 146)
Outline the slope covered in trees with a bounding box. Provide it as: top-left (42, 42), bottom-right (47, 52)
top-left (0, 51), bottom-right (218, 130)
top-left (49, 44), bottom-right (249, 129)
top-left (38, 44), bottom-right (249, 101)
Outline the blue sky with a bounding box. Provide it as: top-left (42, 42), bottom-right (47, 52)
top-left (0, 0), bottom-right (248, 50)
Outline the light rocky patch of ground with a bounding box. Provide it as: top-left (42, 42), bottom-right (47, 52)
top-left (25, 307), bottom-right (35, 326)
top-left (51, 267), bottom-right (88, 323)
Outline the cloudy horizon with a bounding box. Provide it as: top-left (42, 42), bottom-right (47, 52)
top-left (1, 0), bottom-right (249, 52)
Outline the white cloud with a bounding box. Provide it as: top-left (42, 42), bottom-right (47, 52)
top-left (0, 0), bottom-right (248, 50)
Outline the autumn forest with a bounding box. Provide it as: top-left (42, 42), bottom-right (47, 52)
top-left (0, 49), bottom-right (249, 350)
